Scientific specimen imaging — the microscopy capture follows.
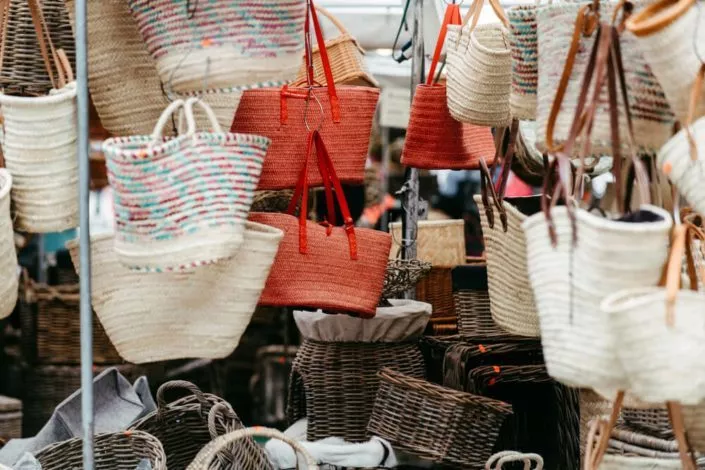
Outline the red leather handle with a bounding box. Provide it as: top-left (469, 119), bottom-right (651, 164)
top-left (306, 0), bottom-right (340, 122)
top-left (426, 3), bottom-right (462, 86)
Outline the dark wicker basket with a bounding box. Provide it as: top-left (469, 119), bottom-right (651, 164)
top-left (288, 339), bottom-right (426, 443)
top-left (367, 368), bottom-right (513, 468)
top-left (467, 365), bottom-right (581, 470)
top-left (416, 267), bottom-right (455, 328)
top-left (129, 381), bottom-right (271, 470)
top-left (250, 190), bottom-right (294, 213)
top-left (0, 395), bottom-right (22, 444)
top-left (621, 407), bottom-right (673, 439)
top-left (382, 259), bottom-right (432, 301)
top-left (34, 431), bottom-right (167, 470)
top-left (22, 364), bottom-right (146, 437)
top-left (20, 280), bottom-right (121, 365)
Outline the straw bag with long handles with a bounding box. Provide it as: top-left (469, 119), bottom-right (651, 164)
top-left (251, 130), bottom-right (391, 318)
top-left (231, 0), bottom-right (379, 190)
top-left (401, 2), bottom-right (495, 170)
top-left (446, 0), bottom-right (512, 127)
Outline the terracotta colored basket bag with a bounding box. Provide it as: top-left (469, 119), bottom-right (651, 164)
top-left (231, 0), bottom-right (379, 190)
top-left (401, 2), bottom-right (495, 170)
top-left (250, 130), bottom-right (391, 317)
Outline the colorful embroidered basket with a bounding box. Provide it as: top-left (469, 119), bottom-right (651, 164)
top-left (103, 98), bottom-right (269, 272)
top-left (507, 5), bottom-right (539, 120)
top-left (127, 0), bottom-right (306, 93)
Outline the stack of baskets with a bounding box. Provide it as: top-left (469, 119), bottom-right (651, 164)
top-left (0, 396), bottom-right (22, 444)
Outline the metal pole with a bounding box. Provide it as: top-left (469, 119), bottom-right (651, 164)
top-left (380, 126), bottom-right (391, 232)
top-left (75, 0), bottom-right (94, 467)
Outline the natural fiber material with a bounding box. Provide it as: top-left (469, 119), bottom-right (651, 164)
top-left (512, 120), bottom-right (546, 186)
top-left (288, 340), bottom-right (425, 442)
top-left (367, 368), bottom-right (512, 468)
top-left (382, 259), bottom-right (432, 300)
top-left (476, 194), bottom-right (541, 337)
top-left (129, 381), bottom-right (271, 470)
top-left (35, 431), bottom-right (167, 470)
top-left (415, 267), bottom-right (455, 323)
top-left (507, 5), bottom-right (540, 120)
top-left (535, 2), bottom-right (675, 155)
top-left (523, 205), bottom-right (672, 393)
top-left (127, 0), bottom-right (305, 93)
top-left (621, 407), bottom-right (673, 438)
top-left (231, 86), bottom-right (379, 190)
top-left (446, 23), bottom-right (512, 127)
top-left (0, 0), bottom-right (74, 96)
top-left (250, 212), bottom-right (391, 317)
top-left (580, 390), bottom-right (613, 461)
top-left (20, 281), bottom-right (120, 365)
top-left (0, 396), bottom-right (22, 443)
top-left (294, 6), bottom-right (377, 87)
top-left (0, 170), bottom-right (17, 320)
top-left (66, 222), bottom-right (282, 364)
top-left (389, 219), bottom-right (466, 267)
top-left (251, 190), bottom-right (294, 213)
top-left (401, 84), bottom-right (497, 169)
top-left (659, 117), bottom-right (705, 216)
top-left (104, 99), bottom-right (269, 271)
top-left (626, 0), bottom-right (705, 122)
top-left (0, 84), bottom-right (78, 232)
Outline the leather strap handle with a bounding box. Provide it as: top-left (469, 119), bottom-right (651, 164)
top-left (303, 0), bottom-right (340, 122)
top-left (685, 63), bottom-right (704, 162)
top-left (0, 0), bottom-right (10, 75)
top-left (463, 0), bottom-right (509, 31)
top-left (625, 0), bottom-right (695, 37)
top-left (426, 3), bottom-right (462, 86)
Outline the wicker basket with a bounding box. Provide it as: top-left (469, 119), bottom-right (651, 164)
top-left (367, 368), bottom-right (513, 468)
top-left (0, 169), bottom-right (18, 320)
top-left (34, 431), bottom-right (167, 470)
top-left (130, 381), bottom-right (270, 470)
top-left (416, 267), bottom-right (455, 328)
top-left (288, 340), bottom-right (425, 442)
top-left (251, 190), bottom-right (294, 213)
top-left (580, 390), bottom-right (613, 461)
top-left (0, 396), bottom-right (22, 444)
top-left (468, 364), bottom-right (581, 470)
top-left (621, 407), bottom-right (673, 439)
top-left (382, 259), bottom-right (432, 301)
top-left (389, 219), bottom-right (465, 267)
top-left (20, 280), bottom-right (121, 365)
top-left (23, 364), bottom-right (146, 436)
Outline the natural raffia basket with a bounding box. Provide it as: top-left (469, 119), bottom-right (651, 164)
top-left (389, 219), bottom-right (466, 267)
top-left (367, 368), bottom-right (513, 468)
top-left (35, 431), bottom-right (167, 470)
top-left (0, 169), bottom-right (18, 320)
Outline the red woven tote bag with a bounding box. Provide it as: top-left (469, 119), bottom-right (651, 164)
top-left (250, 131), bottom-right (391, 317)
top-left (401, 3), bottom-right (495, 170)
top-left (231, 0), bottom-right (379, 190)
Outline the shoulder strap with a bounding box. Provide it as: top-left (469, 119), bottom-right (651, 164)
top-left (306, 0), bottom-right (340, 122)
top-left (426, 3), bottom-right (462, 86)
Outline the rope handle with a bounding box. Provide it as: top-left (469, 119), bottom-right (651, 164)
top-left (150, 98), bottom-right (221, 142)
top-left (185, 427), bottom-right (319, 470)
top-left (486, 451), bottom-right (544, 469)
top-left (156, 381), bottom-right (209, 420)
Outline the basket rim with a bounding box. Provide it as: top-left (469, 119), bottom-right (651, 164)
top-left (469, 23), bottom-right (511, 57)
top-left (522, 204), bottom-right (673, 234)
top-left (0, 82), bottom-right (77, 106)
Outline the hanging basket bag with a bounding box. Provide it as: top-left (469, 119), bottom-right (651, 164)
top-left (401, 2), bottom-right (496, 170)
top-left (294, 5), bottom-right (377, 87)
top-left (127, 0), bottom-right (305, 93)
top-left (507, 4), bottom-right (541, 120)
top-left (103, 98), bottom-right (268, 271)
top-left (66, 221), bottom-right (283, 364)
top-left (446, 0), bottom-right (512, 127)
top-left (625, 0), bottom-right (705, 123)
top-left (0, 170), bottom-right (17, 320)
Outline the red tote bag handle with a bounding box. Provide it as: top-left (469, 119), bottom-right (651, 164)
top-left (426, 3), bottom-right (462, 86)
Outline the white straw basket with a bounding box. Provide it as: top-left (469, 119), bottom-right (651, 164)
top-left (0, 170), bottom-right (18, 320)
top-left (523, 205), bottom-right (672, 392)
top-left (103, 99), bottom-right (269, 272)
top-left (475, 194), bottom-right (541, 337)
top-left (446, 23), bottom-right (512, 127)
top-left (67, 222), bottom-right (283, 364)
top-left (0, 83), bottom-right (78, 233)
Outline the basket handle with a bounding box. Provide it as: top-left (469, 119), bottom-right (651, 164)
top-left (314, 5), bottom-right (351, 38)
top-left (463, 0), bottom-right (509, 32)
top-left (185, 427), bottom-right (319, 470)
top-left (156, 381), bottom-right (209, 419)
top-left (184, 97), bottom-right (223, 134)
top-left (303, 0), bottom-right (340, 122)
top-left (426, 2), bottom-right (462, 85)
top-left (207, 402), bottom-right (238, 440)
top-left (151, 100), bottom-right (189, 142)
top-left (26, 0), bottom-right (72, 89)
top-left (624, 0), bottom-right (694, 37)
top-left (486, 451), bottom-right (544, 469)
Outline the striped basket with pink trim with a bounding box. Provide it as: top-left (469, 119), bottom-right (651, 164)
top-left (103, 98), bottom-right (269, 272)
top-left (127, 0), bottom-right (306, 93)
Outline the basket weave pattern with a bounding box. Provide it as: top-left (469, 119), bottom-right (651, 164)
top-left (389, 219), bottom-right (466, 267)
top-left (507, 5), bottom-right (539, 120)
top-left (0, 170), bottom-right (18, 320)
top-left (0, 396), bottom-right (22, 443)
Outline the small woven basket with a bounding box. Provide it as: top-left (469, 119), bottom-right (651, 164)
top-left (35, 431), bottom-right (167, 470)
top-left (288, 340), bottom-right (426, 443)
top-left (367, 368), bottom-right (513, 468)
top-left (382, 259), bottom-right (432, 301)
top-left (389, 219), bottom-right (466, 267)
top-left (0, 170), bottom-right (18, 320)
top-left (0, 396), bottom-right (22, 444)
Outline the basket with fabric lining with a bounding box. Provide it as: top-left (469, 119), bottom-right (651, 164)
top-left (367, 367), bottom-right (512, 468)
top-left (0, 396), bottom-right (22, 444)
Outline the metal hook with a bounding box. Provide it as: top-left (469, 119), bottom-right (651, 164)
top-left (304, 89), bottom-right (324, 133)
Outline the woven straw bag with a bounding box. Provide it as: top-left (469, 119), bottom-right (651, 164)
top-left (401, 2), bottom-right (495, 170)
top-left (103, 98), bottom-right (268, 272)
top-left (0, 170), bottom-right (17, 320)
top-left (0, 0), bottom-right (74, 96)
top-left (250, 131), bottom-right (390, 317)
top-left (66, 222), bottom-right (283, 364)
top-left (535, 2), bottom-right (675, 157)
top-left (601, 223), bottom-right (705, 405)
top-left (486, 451), bottom-right (544, 469)
top-left (507, 4), bottom-right (541, 120)
top-left (475, 122), bottom-right (541, 337)
top-left (294, 5), bottom-right (377, 87)
top-left (446, 0), bottom-right (512, 127)
top-left (187, 427), bottom-right (319, 470)
top-left (127, 0), bottom-right (305, 93)
top-left (626, 0), bottom-right (705, 123)
top-left (389, 219), bottom-right (465, 267)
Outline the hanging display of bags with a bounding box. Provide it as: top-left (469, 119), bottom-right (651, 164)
top-left (127, 0), bottom-right (306, 93)
top-left (401, 1), bottom-right (496, 170)
top-left (0, 169), bottom-right (17, 320)
top-left (103, 98), bottom-right (269, 272)
top-left (250, 130), bottom-right (391, 317)
top-left (230, 0), bottom-right (379, 190)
